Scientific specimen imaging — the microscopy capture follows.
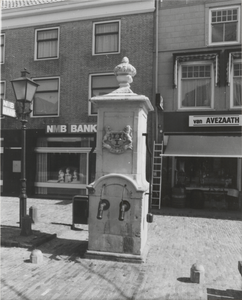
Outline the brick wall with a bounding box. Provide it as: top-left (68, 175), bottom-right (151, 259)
top-left (1, 12), bottom-right (154, 129)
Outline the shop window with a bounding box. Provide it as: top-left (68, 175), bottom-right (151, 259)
top-left (209, 6), bottom-right (240, 45)
top-left (35, 27), bottom-right (59, 60)
top-left (35, 137), bottom-right (95, 196)
top-left (0, 34), bottom-right (5, 64)
top-left (0, 138), bottom-right (3, 190)
top-left (48, 153), bottom-right (87, 184)
top-left (0, 81), bottom-right (5, 100)
top-left (174, 157), bottom-right (237, 189)
top-left (32, 77), bottom-right (59, 117)
top-left (93, 20), bottom-right (120, 55)
top-left (89, 73), bottom-right (118, 115)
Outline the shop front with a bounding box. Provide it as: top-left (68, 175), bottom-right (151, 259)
top-left (162, 112), bottom-right (242, 210)
top-left (1, 123), bottom-right (97, 199)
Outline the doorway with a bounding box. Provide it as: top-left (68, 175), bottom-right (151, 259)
top-left (3, 148), bottom-right (21, 196)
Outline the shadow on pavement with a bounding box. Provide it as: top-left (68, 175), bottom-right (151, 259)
top-left (152, 207), bottom-right (242, 221)
top-left (177, 277), bottom-right (191, 283)
top-left (0, 225), bottom-right (56, 248)
top-left (207, 288), bottom-right (242, 300)
top-left (36, 237), bottom-right (88, 260)
top-left (54, 200), bottom-right (72, 205)
top-left (51, 222), bottom-right (72, 227)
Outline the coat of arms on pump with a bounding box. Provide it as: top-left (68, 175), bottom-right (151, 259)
top-left (103, 125), bottom-right (133, 154)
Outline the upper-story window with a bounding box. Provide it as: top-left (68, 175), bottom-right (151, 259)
top-left (174, 53), bottom-right (219, 110)
top-left (32, 77), bottom-right (60, 117)
top-left (1, 34), bottom-right (5, 64)
top-left (93, 21), bottom-right (120, 55)
top-left (228, 52), bottom-right (242, 108)
top-left (232, 61), bottom-right (242, 107)
top-left (209, 6), bottom-right (240, 45)
top-left (89, 73), bottom-right (118, 115)
top-left (179, 62), bottom-right (213, 109)
top-left (35, 27), bottom-right (59, 60)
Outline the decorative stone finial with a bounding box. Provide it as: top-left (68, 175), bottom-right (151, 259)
top-left (114, 57), bottom-right (136, 88)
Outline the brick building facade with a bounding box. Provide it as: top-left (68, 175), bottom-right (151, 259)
top-left (0, 0), bottom-right (155, 199)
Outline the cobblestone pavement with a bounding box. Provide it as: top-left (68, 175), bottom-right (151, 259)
top-left (1, 197), bottom-right (242, 300)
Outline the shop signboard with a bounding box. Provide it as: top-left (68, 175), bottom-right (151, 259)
top-left (1, 99), bottom-right (16, 118)
top-left (189, 115), bottom-right (242, 127)
top-left (46, 124), bottom-right (97, 134)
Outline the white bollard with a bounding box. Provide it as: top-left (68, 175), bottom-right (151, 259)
top-left (30, 249), bottom-right (43, 264)
top-left (190, 263), bottom-right (205, 284)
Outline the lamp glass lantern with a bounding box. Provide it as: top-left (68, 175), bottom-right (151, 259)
top-left (11, 70), bottom-right (39, 103)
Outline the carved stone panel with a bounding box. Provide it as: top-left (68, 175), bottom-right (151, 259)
top-left (103, 125), bottom-right (133, 154)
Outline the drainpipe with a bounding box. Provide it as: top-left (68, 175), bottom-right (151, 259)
top-left (155, 0), bottom-right (160, 142)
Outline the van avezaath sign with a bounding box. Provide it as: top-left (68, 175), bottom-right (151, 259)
top-left (46, 124), bottom-right (97, 133)
top-left (189, 115), bottom-right (242, 127)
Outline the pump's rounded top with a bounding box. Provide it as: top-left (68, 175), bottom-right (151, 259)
top-left (114, 57), bottom-right (136, 77)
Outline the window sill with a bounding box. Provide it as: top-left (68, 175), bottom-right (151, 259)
top-left (228, 107), bottom-right (242, 110)
top-left (177, 107), bottom-right (215, 111)
top-left (34, 57), bottom-right (59, 61)
top-left (92, 52), bottom-right (120, 56)
top-left (31, 115), bottom-right (59, 118)
top-left (207, 41), bottom-right (240, 47)
top-left (35, 182), bottom-right (87, 189)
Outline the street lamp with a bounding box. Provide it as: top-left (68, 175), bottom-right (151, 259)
top-left (11, 69), bottom-right (39, 228)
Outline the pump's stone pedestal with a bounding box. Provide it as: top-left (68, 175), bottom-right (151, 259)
top-left (86, 57), bottom-right (154, 263)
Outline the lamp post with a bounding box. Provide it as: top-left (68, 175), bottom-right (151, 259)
top-left (11, 69), bottom-right (39, 228)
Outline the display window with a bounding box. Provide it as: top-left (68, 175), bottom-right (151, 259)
top-left (34, 136), bottom-right (95, 196)
top-left (174, 157), bottom-right (237, 189)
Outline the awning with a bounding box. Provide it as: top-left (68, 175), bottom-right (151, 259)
top-left (173, 53), bottom-right (220, 88)
top-left (163, 135), bottom-right (242, 157)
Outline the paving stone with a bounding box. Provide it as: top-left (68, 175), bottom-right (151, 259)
top-left (1, 197), bottom-right (242, 300)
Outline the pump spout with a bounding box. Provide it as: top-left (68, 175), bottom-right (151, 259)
top-left (118, 200), bottom-right (130, 221)
top-left (119, 204), bottom-right (126, 221)
top-left (97, 199), bottom-right (110, 220)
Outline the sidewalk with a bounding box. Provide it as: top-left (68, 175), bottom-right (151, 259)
top-left (1, 196), bottom-right (242, 300)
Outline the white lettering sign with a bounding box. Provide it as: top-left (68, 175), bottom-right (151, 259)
top-left (2, 100), bottom-right (16, 118)
top-left (46, 125), bottom-right (67, 133)
top-left (189, 115), bottom-right (242, 127)
top-left (46, 124), bottom-right (97, 134)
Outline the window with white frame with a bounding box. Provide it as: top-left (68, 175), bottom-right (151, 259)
top-left (32, 77), bottom-right (60, 117)
top-left (229, 57), bottom-right (242, 108)
top-left (93, 21), bottom-right (120, 55)
top-left (0, 81), bottom-right (5, 100)
top-left (209, 6), bottom-right (240, 45)
top-left (34, 137), bottom-right (96, 196)
top-left (89, 73), bottom-right (119, 115)
top-left (178, 62), bottom-right (214, 109)
top-left (1, 34), bottom-right (5, 64)
top-left (35, 27), bottom-right (59, 60)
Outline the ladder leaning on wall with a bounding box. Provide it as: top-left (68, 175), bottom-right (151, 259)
top-left (151, 142), bottom-right (163, 209)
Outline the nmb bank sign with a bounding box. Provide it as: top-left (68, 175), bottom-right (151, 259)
top-left (46, 124), bottom-right (97, 133)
